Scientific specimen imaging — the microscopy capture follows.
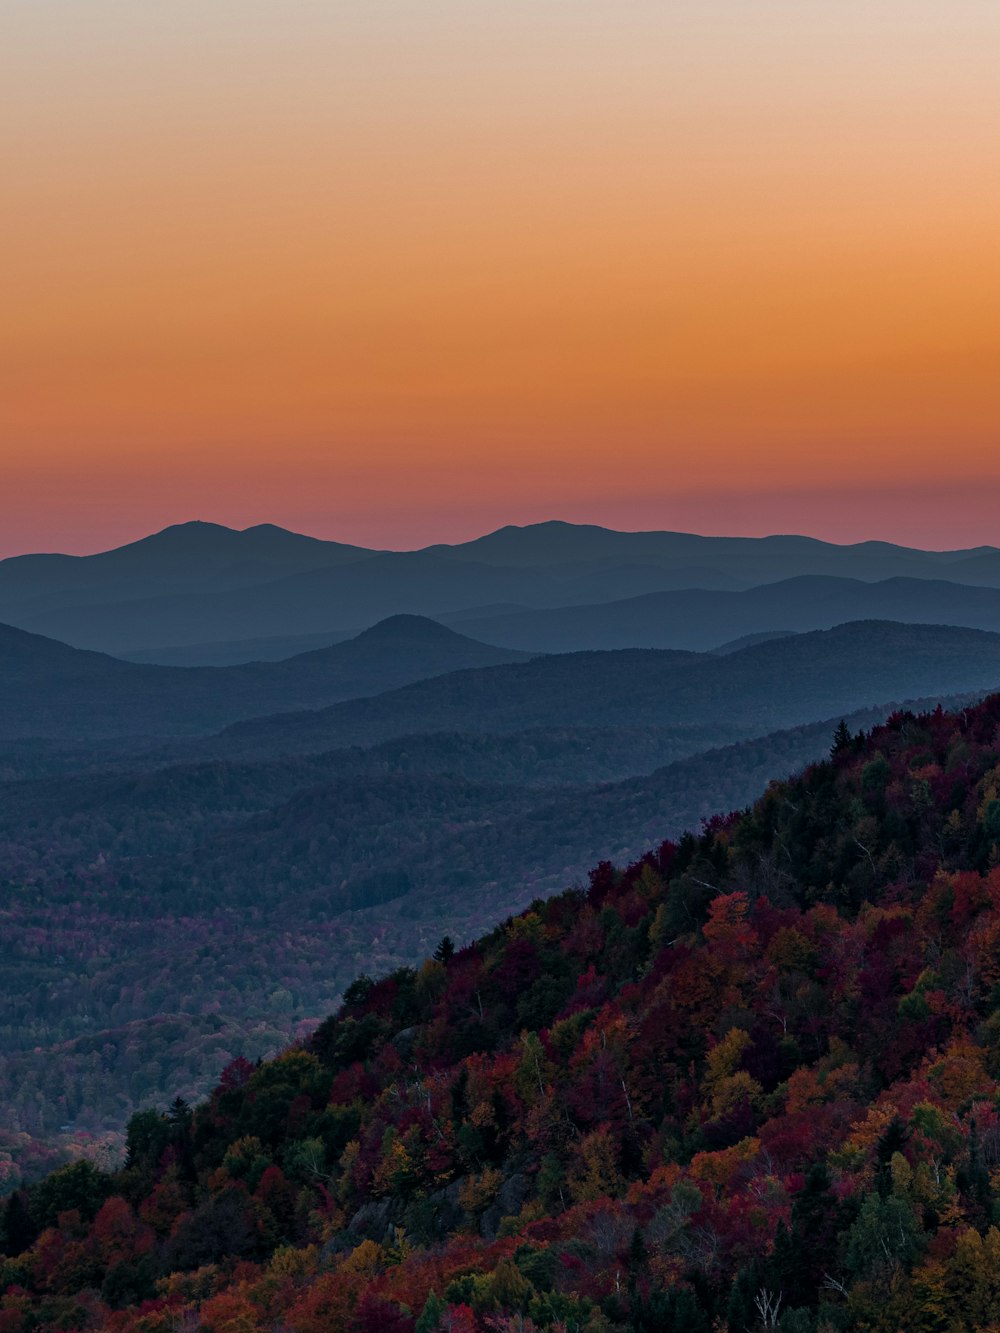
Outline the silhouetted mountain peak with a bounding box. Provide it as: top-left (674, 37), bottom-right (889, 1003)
top-left (107, 520), bottom-right (239, 552)
top-left (354, 614), bottom-right (467, 644)
top-left (103, 521), bottom-right (339, 559)
top-left (0, 521), bottom-right (375, 576)
top-left (490, 520), bottom-right (608, 536)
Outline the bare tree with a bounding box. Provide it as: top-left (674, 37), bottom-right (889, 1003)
top-left (753, 1287), bottom-right (783, 1328)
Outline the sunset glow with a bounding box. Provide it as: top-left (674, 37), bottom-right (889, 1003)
top-left (3, 2), bottom-right (999, 554)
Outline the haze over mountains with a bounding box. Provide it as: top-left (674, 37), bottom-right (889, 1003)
top-left (200, 620), bottom-right (1000, 761)
top-left (5, 519), bottom-right (1000, 659)
top-left (0, 616), bottom-right (529, 741)
top-left (442, 574), bottom-right (1000, 652)
top-left (6, 515), bottom-right (1000, 1191)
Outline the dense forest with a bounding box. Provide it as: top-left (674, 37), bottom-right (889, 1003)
top-left (6, 694), bottom-right (1000, 1329)
top-left (0, 712), bottom-right (882, 1170)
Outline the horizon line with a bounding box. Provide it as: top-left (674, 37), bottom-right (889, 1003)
top-left (4, 514), bottom-right (999, 564)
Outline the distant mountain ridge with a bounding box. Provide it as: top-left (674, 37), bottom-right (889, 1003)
top-left (4, 519), bottom-right (1000, 656)
top-left (0, 520), bottom-right (372, 606)
top-left (427, 519), bottom-right (997, 576)
top-left (197, 619), bottom-right (1000, 761)
top-left (440, 573), bottom-right (1000, 652)
top-left (0, 615), bottom-right (530, 740)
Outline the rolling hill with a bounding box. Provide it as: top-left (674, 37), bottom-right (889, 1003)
top-left (425, 519), bottom-right (997, 582)
top-left (121, 705), bottom-right (948, 922)
top-left (441, 574), bottom-right (1000, 652)
top-left (0, 615), bottom-right (530, 740)
top-left (202, 620), bottom-right (1000, 759)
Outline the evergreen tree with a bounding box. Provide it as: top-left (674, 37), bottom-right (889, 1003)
top-left (961, 1118), bottom-right (994, 1219)
top-left (433, 935), bottom-right (456, 964)
top-left (0, 1190), bottom-right (37, 1257)
top-left (831, 719), bottom-right (853, 757)
top-left (875, 1116), bottom-right (909, 1198)
top-left (415, 1289), bottom-right (445, 1333)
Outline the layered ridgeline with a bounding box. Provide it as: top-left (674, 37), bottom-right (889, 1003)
top-left (442, 575), bottom-right (1000, 653)
top-left (6, 520), bottom-right (1000, 659)
top-left (2, 618), bottom-right (1000, 1191)
top-left (0, 616), bottom-right (530, 741)
top-left (195, 620), bottom-right (1000, 760)
top-left (8, 614), bottom-right (1000, 755)
top-left (6, 698), bottom-right (1000, 1330)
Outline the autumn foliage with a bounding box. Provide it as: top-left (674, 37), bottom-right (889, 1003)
top-left (7, 696), bottom-right (1000, 1329)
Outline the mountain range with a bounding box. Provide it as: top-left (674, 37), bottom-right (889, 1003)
top-left (5, 519), bottom-right (1000, 658)
top-left (201, 619), bottom-right (1000, 760)
top-left (440, 573), bottom-right (1000, 652)
top-left (12, 594), bottom-right (1000, 752)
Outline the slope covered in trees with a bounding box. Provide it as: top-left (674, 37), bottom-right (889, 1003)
top-left (7, 696), bottom-right (1000, 1330)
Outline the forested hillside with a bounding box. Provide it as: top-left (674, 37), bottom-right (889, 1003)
top-left (7, 695), bottom-right (1000, 1330)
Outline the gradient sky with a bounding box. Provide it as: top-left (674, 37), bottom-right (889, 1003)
top-left (3, 1), bottom-right (999, 556)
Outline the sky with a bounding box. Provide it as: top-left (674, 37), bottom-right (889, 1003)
top-left (2, 1), bottom-right (999, 556)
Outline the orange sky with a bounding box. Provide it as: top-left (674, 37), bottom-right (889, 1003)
top-left (2, 2), bottom-right (999, 555)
